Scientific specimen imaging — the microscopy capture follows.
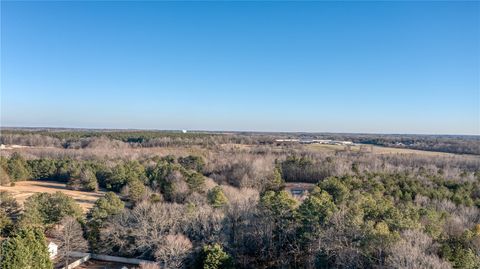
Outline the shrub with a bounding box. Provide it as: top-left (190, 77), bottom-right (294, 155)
top-left (201, 243), bottom-right (234, 269)
top-left (123, 179), bottom-right (147, 203)
top-left (440, 233), bottom-right (480, 269)
top-left (207, 186), bottom-right (228, 208)
top-left (178, 155), bottom-right (205, 173)
top-left (185, 171), bottom-right (206, 193)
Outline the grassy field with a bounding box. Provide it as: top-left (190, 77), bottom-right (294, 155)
top-left (306, 143), bottom-right (461, 157)
top-left (0, 145), bottom-right (207, 160)
top-left (0, 181), bottom-right (105, 211)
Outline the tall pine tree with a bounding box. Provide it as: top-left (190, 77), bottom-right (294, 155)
top-left (0, 228), bottom-right (53, 269)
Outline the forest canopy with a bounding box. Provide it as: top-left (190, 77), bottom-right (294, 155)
top-left (0, 129), bottom-right (479, 268)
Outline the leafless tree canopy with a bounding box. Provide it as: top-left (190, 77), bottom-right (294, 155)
top-left (52, 216), bottom-right (88, 268)
top-left (1, 129), bottom-right (479, 268)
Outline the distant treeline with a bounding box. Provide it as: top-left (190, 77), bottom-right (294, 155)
top-left (349, 135), bottom-right (479, 155)
top-left (282, 133), bottom-right (480, 155)
top-left (0, 129), bottom-right (269, 148)
top-left (1, 129), bottom-right (219, 143)
top-left (1, 128), bottom-right (479, 155)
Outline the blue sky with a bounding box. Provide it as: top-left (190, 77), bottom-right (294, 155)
top-left (1, 1), bottom-right (479, 134)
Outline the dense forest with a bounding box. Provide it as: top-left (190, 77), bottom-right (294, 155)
top-left (0, 130), bottom-right (479, 268)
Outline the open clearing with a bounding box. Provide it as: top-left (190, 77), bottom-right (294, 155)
top-left (306, 143), bottom-right (463, 157)
top-left (0, 180), bottom-right (105, 211)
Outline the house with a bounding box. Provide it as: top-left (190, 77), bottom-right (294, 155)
top-left (48, 242), bottom-right (58, 258)
top-left (275, 139), bottom-right (300, 143)
top-left (284, 183), bottom-right (315, 201)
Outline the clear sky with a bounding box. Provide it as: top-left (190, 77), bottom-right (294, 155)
top-left (1, 1), bottom-right (479, 134)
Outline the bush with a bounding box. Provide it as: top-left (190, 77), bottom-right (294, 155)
top-left (440, 232), bottom-right (480, 269)
top-left (178, 155), bottom-right (205, 173)
top-left (123, 179), bottom-right (147, 203)
top-left (207, 186), bottom-right (228, 208)
top-left (185, 171), bottom-right (206, 193)
top-left (200, 243), bottom-right (234, 269)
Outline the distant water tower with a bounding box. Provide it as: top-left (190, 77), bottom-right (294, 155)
top-left (182, 130), bottom-right (187, 133)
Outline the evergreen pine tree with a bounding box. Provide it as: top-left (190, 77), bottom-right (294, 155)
top-left (0, 228), bottom-right (53, 269)
top-left (207, 186), bottom-right (228, 208)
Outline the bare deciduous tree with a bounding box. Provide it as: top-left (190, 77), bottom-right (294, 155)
top-left (100, 201), bottom-right (187, 258)
top-left (154, 234), bottom-right (192, 269)
top-left (386, 230), bottom-right (452, 269)
top-left (53, 216), bottom-right (88, 268)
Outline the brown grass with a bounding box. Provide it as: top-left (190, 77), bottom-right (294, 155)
top-left (0, 145), bottom-right (207, 160)
top-left (0, 180), bottom-right (105, 212)
top-left (306, 144), bottom-right (459, 157)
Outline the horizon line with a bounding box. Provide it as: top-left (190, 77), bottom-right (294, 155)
top-left (1, 125), bottom-right (479, 137)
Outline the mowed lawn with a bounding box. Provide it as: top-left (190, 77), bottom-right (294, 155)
top-left (0, 180), bottom-right (105, 212)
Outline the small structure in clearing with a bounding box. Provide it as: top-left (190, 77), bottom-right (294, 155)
top-left (284, 183), bottom-right (315, 200)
